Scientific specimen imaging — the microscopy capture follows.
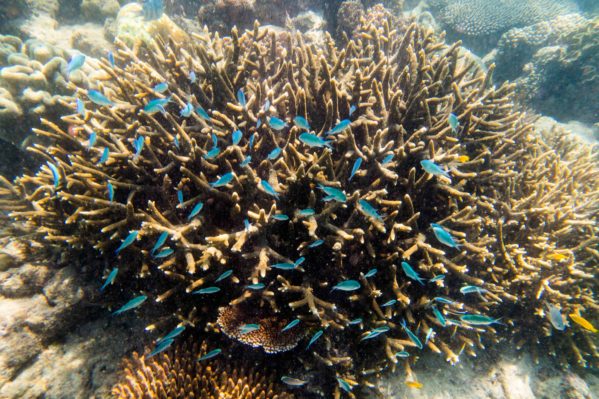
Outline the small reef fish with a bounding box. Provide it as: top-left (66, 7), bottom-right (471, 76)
top-left (268, 117), bottom-right (287, 130)
top-left (212, 133), bottom-right (218, 147)
top-left (457, 155), bottom-right (470, 163)
top-left (99, 267), bottom-right (118, 292)
top-left (272, 214), bottom-right (289, 221)
top-left (400, 320), bottom-right (423, 349)
top-left (405, 381), bottom-right (423, 389)
top-left (430, 274), bottom-right (445, 282)
top-left (189, 71), bottom-right (196, 83)
top-left (395, 351), bottom-right (410, 358)
top-left (144, 97), bottom-right (170, 114)
top-left (547, 304), bottom-right (566, 331)
top-left (294, 257), bottom-right (305, 266)
top-left (173, 136), bottom-right (180, 149)
top-left (433, 297), bottom-right (455, 305)
top-left (332, 280), bottom-right (361, 292)
top-left (349, 157), bottom-right (362, 181)
top-left (547, 253), bottom-right (568, 261)
top-left (282, 319), bottom-right (300, 332)
top-left (87, 131), bottom-right (96, 149)
top-left (177, 190), bottom-right (184, 206)
top-left (263, 100), bottom-right (271, 112)
top-left (204, 147), bottom-right (220, 159)
top-left (348, 318), bottom-right (363, 325)
top-left (159, 326), bottom-right (185, 344)
top-left (381, 299), bottom-right (397, 307)
top-left (108, 51), bottom-right (115, 67)
top-left (431, 223), bottom-right (461, 248)
top-left (107, 181), bottom-right (114, 202)
top-left (210, 172), bottom-right (234, 188)
top-left (215, 269), bottom-right (233, 282)
top-left (256, 118), bottom-right (262, 128)
top-left (88, 90), bottom-right (113, 106)
top-left (337, 378), bottom-right (352, 393)
top-left (448, 113), bottom-right (459, 132)
top-left (67, 53), bottom-right (85, 74)
top-left (246, 283), bottom-right (265, 290)
top-left (244, 219), bottom-right (250, 232)
top-left (76, 98), bottom-right (85, 116)
top-left (267, 147), bottom-right (281, 160)
top-left (99, 147), bottom-right (109, 164)
top-left (237, 88), bottom-right (247, 108)
top-left (198, 348), bottom-right (221, 361)
top-left (47, 162), bottom-right (60, 188)
top-left (326, 119), bottom-right (351, 135)
top-left (260, 180), bottom-right (279, 199)
top-left (298, 208), bottom-right (315, 216)
top-left (306, 330), bottom-right (323, 349)
top-left (424, 329), bottom-right (435, 345)
top-left (239, 324), bottom-right (260, 335)
top-left (147, 338), bottom-right (174, 358)
top-left (179, 102), bottom-right (193, 117)
top-left (240, 155), bottom-right (252, 167)
top-left (308, 239), bottom-right (324, 248)
top-left (364, 268), bottom-right (377, 278)
top-left (294, 116), bottom-right (310, 131)
top-left (113, 295), bottom-right (147, 315)
top-left (299, 133), bottom-right (332, 148)
top-left (154, 248), bottom-right (174, 258)
top-left (281, 376), bottom-right (307, 387)
top-left (358, 199), bottom-right (383, 221)
top-left (569, 313), bottom-right (598, 333)
top-left (460, 314), bottom-right (502, 326)
top-left (381, 154), bottom-right (394, 165)
top-left (231, 129), bottom-right (242, 146)
top-left (361, 326), bottom-right (390, 341)
top-left (420, 159), bottom-right (451, 179)
top-left (115, 230), bottom-right (138, 254)
top-left (187, 202), bottom-right (204, 220)
top-left (249, 133), bottom-right (255, 149)
top-left (151, 231), bottom-right (169, 255)
top-left (460, 285), bottom-right (487, 295)
top-left (401, 261), bottom-right (426, 285)
top-left (271, 262), bottom-right (296, 270)
top-left (153, 82), bottom-right (168, 93)
top-left (349, 104), bottom-right (357, 116)
top-left (193, 286), bottom-right (221, 295)
top-left (432, 305), bottom-right (447, 327)
top-left (133, 136), bottom-right (144, 157)
top-left (196, 105), bottom-right (211, 120)
top-left (318, 185), bottom-right (346, 203)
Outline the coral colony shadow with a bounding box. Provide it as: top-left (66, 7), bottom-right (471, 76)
top-left (0, 0), bottom-right (597, 398)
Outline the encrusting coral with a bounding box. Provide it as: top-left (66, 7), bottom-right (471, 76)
top-left (0, 14), bottom-right (597, 396)
top-left (112, 340), bottom-right (295, 399)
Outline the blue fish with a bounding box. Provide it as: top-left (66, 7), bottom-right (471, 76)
top-left (173, 136), bottom-right (179, 149)
top-left (332, 280), bottom-right (361, 292)
top-left (282, 319), bottom-right (300, 332)
top-left (88, 90), bottom-right (113, 106)
top-left (431, 223), bottom-right (461, 248)
top-left (246, 283), bottom-right (265, 290)
top-left (293, 116), bottom-right (311, 131)
top-left (271, 262), bottom-right (296, 270)
top-left (244, 219), bottom-right (250, 232)
top-left (100, 267), bottom-right (118, 292)
top-left (76, 98), bottom-right (85, 116)
top-left (337, 378), bottom-right (352, 393)
top-left (364, 268), bottom-right (377, 278)
top-left (381, 299), bottom-right (397, 307)
top-left (210, 172), bottom-right (234, 188)
top-left (144, 97), bottom-right (170, 114)
top-left (99, 147), bottom-right (109, 164)
top-left (215, 269), bottom-right (233, 282)
top-left (546, 304), bottom-right (565, 331)
top-left (147, 338), bottom-right (174, 358)
top-left (430, 274), bottom-right (445, 282)
top-left (326, 119), bottom-right (351, 135)
top-left (349, 157), bottom-right (362, 181)
top-left (240, 155), bottom-right (252, 167)
top-left (203, 147), bottom-right (220, 159)
top-left (348, 318), bottom-right (363, 325)
top-left (318, 185), bottom-right (347, 203)
top-left (107, 181), bottom-right (114, 202)
top-left (395, 351), bottom-right (410, 358)
top-left (177, 190), bottom-right (184, 206)
top-left (400, 320), bottom-right (423, 349)
top-left (154, 248), bottom-right (174, 258)
top-left (306, 330), bottom-right (323, 349)
top-left (424, 328), bottom-right (435, 345)
top-left (256, 118), bottom-right (262, 128)
top-left (192, 286), bottom-right (221, 295)
top-left (151, 231), bottom-right (169, 255)
top-left (381, 154), bottom-right (394, 165)
top-left (133, 136), bottom-right (144, 157)
top-left (349, 104), bottom-right (357, 116)
top-left (198, 348), bottom-right (221, 361)
top-left (196, 105), bottom-right (211, 120)
top-left (401, 261), bottom-right (425, 285)
top-left (108, 51), bottom-right (115, 67)
top-left (298, 208), bottom-right (315, 216)
top-left (153, 82), bottom-right (168, 93)
top-left (263, 100), bottom-right (271, 112)
top-left (358, 199), bottom-right (383, 221)
top-left (260, 180), bottom-right (279, 199)
top-left (211, 133), bottom-right (218, 147)
top-left (237, 88), bottom-right (247, 108)
top-left (87, 131), bottom-right (97, 149)
top-left (189, 71), bottom-right (196, 83)
top-left (187, 202), bottom-right (204, 220)
top-left (361, 326), bottom-right (390, 341)
top-left (460, 314), bottom-right (502, 326)
top-left (158, 326), bottom-right (185, 344)
top-left (272, 214), bottom-right (289, 221)
top-left (267, 147), bottom-right (281, 160)
top-left (115, 230), bottom-right (138, 254)
top-left (143, 0), bottom-right (164, 20)
top-left (180, 102), bottom-right (193, 117)
top-left (432, 305), bottom-right (446, 327)
top-left (113, 295), bottom-right (147, 315)
top-left (299, 133), bottom-right (332, 148)
top-left (308, 239), bottom-right (324, 248)
top-left (67, 53), bottom-right (85, 74)
top-left (268, 117), bottom-right (287, 130)
top-left (448, 113), bottom-right (459, 132)
top-left (239, 324), bottom-right (260, 335)
top-left (249, 133), bottom-right (256, 149)
top-left (231, 129), bottom-right (242, 145)
top-left (433, 297), bottom-right (456, 305)
top-left (294, 257), bottom-right (305, 266)
top-left (47, 162), bottom-right (60, 188)
top-left (420, 159), bottom-right (451, 179)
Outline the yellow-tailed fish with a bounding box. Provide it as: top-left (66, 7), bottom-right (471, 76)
top-left (405, 380), bottom-right (423, 389)
top-left (547, 253), bottom-right (568, 261)
top-left (457, 155), bottom-right (469, 163)
top-left (569, 313), bottom-right (598, 333)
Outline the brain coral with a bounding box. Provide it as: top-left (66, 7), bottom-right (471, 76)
top-left (0, 16), bottom-right (597, 396)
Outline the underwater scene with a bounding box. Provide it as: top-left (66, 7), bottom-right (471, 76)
top-left (0, 0), bottom-right (597, 398)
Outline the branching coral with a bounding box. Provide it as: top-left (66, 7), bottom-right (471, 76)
top-left (0, 15), bottom-right (597, 396)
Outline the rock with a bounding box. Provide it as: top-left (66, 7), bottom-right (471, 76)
top-left (0, 263), bottom-right (52, 297)
top-left (81, 0), bottom-right (120, 23)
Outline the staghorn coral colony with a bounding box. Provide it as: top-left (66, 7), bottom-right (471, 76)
top-left (0, 14), bottom-right (597, 397)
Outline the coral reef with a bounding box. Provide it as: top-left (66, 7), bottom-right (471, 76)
top-left (0, 15), bottom-right (597, 397)
top-left (112, 340), bottom-right (294, 399)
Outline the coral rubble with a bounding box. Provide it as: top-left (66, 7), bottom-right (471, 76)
top-left (0, 14), bottom-right (597, 396)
